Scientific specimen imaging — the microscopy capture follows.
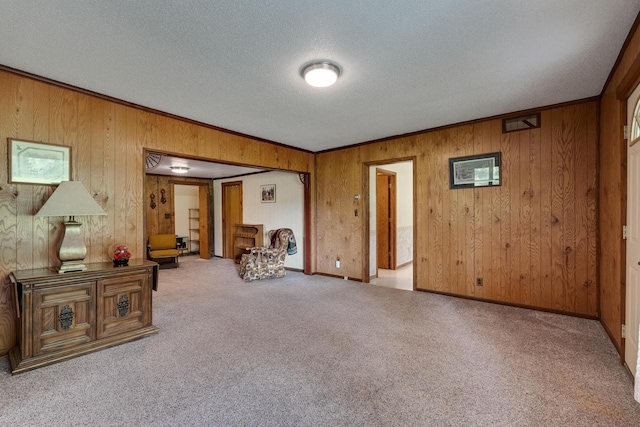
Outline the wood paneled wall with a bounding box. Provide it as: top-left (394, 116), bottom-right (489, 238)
top-left (0, 70), bottom-right (314, 354)
top-left (599, 18), bottom-right (640, 354)
top-left (316, 101), bottom-right (598, 316)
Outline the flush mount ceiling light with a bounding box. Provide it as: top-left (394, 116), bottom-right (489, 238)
top-left (301, 61), bottom-right (341, 87)
top-left (170, 166), bottom-right (190, 174)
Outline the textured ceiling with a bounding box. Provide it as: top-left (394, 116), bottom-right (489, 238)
top-left (1, 1), bottom-right (639, 152)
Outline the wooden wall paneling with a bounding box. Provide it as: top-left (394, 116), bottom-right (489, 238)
top-left (414, 142), bottom-right (427, 289)
top-left (75, 92), bottom-right (92, 264)
top-left (186, 123), bottom-right (199, 157)
top-left (169, 118), bottom-right (184, 155)
top-left (563, 105), bottom-right (578, 313)
top-left (529, 122), bottom-right (542, 308)
top-left (574, 103), bottom-right (591, 315)
top-left (461, 125), bottom-right (476, 296)
top-left (0, 73), bottom-right (20, 352)
top-left (15, 78), bottom-right (35, 272)
top-left (102, 100), bottom-right (115, 261)
top-left (503, 129), bottom-right (516, 303)
top-left (539, 110), bottom-right (554, 309)
top-left (586, 104), bottom-right (598, 315)
top-left (347, 147), bottom-right (363, 279)
top-left (145, 175), bottom-right (159, 239)
top-left (497, 127), bottom-right (510, 302)
top-left (445, 130), bottom-right (456, 293)
top-left (134, 110), bottom-right (146, 257)
top-left (434, 131), bottom-right (447, 291)
top-left (450, 128), bottom-right (466, 294)
top-left (551, 107), bottom-right (567, 311)
top-left (492, 120), bottom-right (511, 301)
top-left (125, 107), bottom-right (139, 257)
top-left (32, 81), bottom-right (52, 269)
top-left (158, 176), bottom-right (173, 234)
top-left (474, 122), bottom-right (487, 299)
top-left (519, 129), bottom-right (532, 306)
top-left (89, 97), bottom-right (105, 263)
top-left (113, 104), bottom-right (128, 249)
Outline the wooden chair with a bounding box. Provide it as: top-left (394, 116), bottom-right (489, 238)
top-left (148, 234), bottom-right (180, 269)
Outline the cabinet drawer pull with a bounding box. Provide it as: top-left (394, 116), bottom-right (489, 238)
top-left (59, 305), bottom-right (74, 330)
top-left (117, 295), bottom-right (130, 317)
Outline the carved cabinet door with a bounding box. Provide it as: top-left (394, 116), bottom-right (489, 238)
top-left (96, 272), bottom-right (150, 339)
top-left (32, 281), bottom-right (96, 356)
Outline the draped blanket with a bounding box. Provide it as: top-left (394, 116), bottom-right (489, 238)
top-left (270, 228), bottom-right (297, 255)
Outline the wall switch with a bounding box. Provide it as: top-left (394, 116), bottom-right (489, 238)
top-left (476, 277), bottom-right (483, 286)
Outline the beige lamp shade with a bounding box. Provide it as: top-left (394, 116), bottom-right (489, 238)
top-left (36, 181), bottom-right (106, 217)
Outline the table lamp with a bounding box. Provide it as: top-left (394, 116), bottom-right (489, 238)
top-left (36, 181), bottom-right (107, 273)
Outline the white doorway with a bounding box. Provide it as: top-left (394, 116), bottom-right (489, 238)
top-left (367, 160), bottom-right (414, 291)
top-left (626, 85), bottom-right (640, 379)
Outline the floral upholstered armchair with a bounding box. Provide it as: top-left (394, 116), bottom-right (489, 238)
top-left (239, 228), bottom-right (296, 281)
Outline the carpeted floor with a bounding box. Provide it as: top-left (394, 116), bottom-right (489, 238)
top-left (1, 256), bottom-right (640, 426)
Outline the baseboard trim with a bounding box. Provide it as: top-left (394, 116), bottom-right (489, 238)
top-left (395, 260), bottom-right (414, 269)
top-left (285, 267), bottom-right (304, 273)
top-left (369, 274), bottom-right (378, 280)
top-left (415, 288), bottom-right (599, 320)
top-left (313, 272), bottom-right (363, 282)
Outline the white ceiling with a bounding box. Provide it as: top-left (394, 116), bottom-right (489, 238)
top-left (1, 1), bottom-right (639, 152)
top-left (148, 155), bottom-right (268, 179)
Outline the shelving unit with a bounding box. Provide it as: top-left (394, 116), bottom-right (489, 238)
top-left (189, 208), bottom-right (200, 254)
top-left (233, 224), bottom-right (264, 263)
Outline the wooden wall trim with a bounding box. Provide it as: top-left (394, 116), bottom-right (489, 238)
top-left (616, 47), bottom-right (640, 99)
top-left (603, 10), bottom-right (640, 96)
top-left (416, 288), bottom-right (599, 320)
top-left (0, 64), bottom-right (314, 155)
top-left (317, 96), bottom-right (600, 154)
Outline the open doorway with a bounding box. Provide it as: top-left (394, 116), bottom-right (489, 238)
top-left (365, 159), bottom-right (415, 291)
top-left (221, 181), bottom-right (243, 259)
top-left (144, 151), bottom-right (310, 273)
top-left (173, 183), bottom-right (210, 258)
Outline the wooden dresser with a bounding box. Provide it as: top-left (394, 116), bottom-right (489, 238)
top-left (9, 260), bottom-right (159, 374)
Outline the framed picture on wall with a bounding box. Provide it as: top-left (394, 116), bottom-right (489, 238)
top-left (261, 184), bottom-right (276, 203)
top-left (8, 138), bottom-right (72, 185)
top-left (449, 152), bottom-right (501, 189)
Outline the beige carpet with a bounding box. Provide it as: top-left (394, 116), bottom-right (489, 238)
top-left (1, 256), bottom-right (639, 426)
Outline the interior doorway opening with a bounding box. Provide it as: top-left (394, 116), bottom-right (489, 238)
top-left (364, 159), bottom-right (415, 291)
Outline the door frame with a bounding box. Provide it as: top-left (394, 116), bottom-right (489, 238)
top-left (362, 157), bottom-right (417, 289)
top-left (221, 181), bottom-right (243, 259)
top-left (376, 168), bottom-right (397, 271)
top-left (616, 53), bottom-right (640, 365)
top-left (170, 181), bottom-right (211, 259)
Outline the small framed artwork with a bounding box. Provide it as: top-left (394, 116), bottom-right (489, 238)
top-left (8, 138), bottom-right (71, 185)
top-left (261, 184), bottom-right (276, 203)
top-left (449, 152), bottom-right (501, 189)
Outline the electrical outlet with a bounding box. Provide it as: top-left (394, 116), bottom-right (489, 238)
top-left (476, 277), bottom-right (483, 286)
top-left (336, 258), bottom-right (341, 268)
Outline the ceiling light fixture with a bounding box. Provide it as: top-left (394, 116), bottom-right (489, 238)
top-left (301, 61), bottom-right (341, 87)
top-left (170, 166), bottom-right (190, 174)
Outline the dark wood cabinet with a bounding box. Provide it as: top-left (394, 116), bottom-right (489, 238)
top-left (9, 260), bottom-right (159, 374)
